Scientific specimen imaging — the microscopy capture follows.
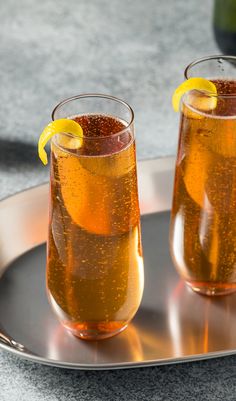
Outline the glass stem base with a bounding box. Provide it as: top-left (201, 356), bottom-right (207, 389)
top-left (63, 321), bottom-right (128, 341)
top-left (186, 281), bottom-right (236, 296)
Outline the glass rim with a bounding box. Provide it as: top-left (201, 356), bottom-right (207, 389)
top-left (51, 93), bottom-right (134, 139)
top-left (184, 55), bottom-right (236, 97)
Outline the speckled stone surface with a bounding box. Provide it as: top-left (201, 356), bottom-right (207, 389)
top-left (0, 353), bottom-right (236, 401)
top-left (1, 0), bottom-right (236, 400)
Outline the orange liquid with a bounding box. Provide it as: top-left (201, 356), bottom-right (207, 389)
top-left (47, 115), bottom-right (144, 339)
top-left (170, 80), bottom-right (236, 295)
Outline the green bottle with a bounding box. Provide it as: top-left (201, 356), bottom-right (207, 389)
top-left (214, 0), bottom-right (236, 55)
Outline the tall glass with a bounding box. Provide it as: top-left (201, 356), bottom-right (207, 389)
top-left (170, 56), bottom-right (236, 296)
top-left (47, 94), bottom-right (144, 340)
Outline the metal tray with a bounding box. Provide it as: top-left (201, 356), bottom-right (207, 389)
top-left (0, 157), bottom-right (235, 370)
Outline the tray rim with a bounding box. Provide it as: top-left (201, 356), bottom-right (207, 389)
top-left (1, 338), bottom-right (236, 370)
top-left (1, 156), bottom-right (235, 370)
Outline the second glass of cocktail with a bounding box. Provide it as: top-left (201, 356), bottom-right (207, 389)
top-left (46, 94), bottom-right (144, 340)
top-left (170, 55), bottom-right (236, 296)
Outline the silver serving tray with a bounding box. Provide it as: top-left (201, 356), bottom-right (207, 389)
top-left (0, 157), bottom-right (235, 370)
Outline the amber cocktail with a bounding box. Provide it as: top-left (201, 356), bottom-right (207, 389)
top-left (170, 56), bottom-right (236, 296)
top-left (47, 95), bottom-right (144, 339)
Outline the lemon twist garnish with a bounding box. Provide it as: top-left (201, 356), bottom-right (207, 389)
top-left (172, 77), bottom-right (217, 112)
top-left (38, 119), bottom-right (83, 165)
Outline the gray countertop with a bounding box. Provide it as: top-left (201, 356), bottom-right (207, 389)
top-left (1, 0), bottom-right (236, 400)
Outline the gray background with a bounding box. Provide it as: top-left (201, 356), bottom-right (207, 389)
top-left (1, 0), bottom-right (236, 400)
top-left (1, 0), bottom-right (220, 197)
